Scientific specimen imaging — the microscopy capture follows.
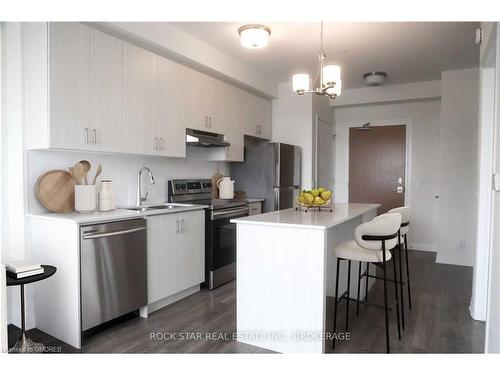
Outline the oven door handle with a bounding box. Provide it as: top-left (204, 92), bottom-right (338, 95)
top-left (211, 207), bottom-right (249, 220)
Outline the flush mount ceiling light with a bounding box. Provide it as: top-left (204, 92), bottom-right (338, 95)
top-left (238, 24), bottom-right (271, 49)
top-left (363, 71), bottom-right (387, 86)
top-left (292, 21), bottom-right (342, 99)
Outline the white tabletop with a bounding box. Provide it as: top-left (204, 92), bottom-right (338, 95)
top-left (231, 203), bottom-right (380, 230)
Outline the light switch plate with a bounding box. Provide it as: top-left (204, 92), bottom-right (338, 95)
top-left (493, 173), bottom-right (500, 192)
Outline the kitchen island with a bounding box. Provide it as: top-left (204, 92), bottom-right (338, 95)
top-left (231, 203), bottom-right (380, 353)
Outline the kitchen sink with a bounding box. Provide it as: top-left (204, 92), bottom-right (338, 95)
top-left (123, 203), bottom-right (195, 212)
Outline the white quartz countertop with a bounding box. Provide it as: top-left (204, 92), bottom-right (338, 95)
top-left (27, 204), bottom-right (207, 225)
top-left (231, 203), bottom-right (380, 230)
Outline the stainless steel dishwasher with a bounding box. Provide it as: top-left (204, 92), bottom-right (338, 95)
top-left (80, 219), bottom-right (147, 331)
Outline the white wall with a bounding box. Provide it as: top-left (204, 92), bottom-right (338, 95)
top-left (27, 150), bottom-right (228, 214)
top-left (271, 81), bottom-right (314, 189)
top-left (332, 100), bottom-right (441, 252)
top-left (437, 68), bottom-right (479, 267)
top-left (1, 22), bottom-right (30, 329)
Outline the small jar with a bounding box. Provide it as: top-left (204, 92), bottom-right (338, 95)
top-left (99, 180), bottom-right (116, 212)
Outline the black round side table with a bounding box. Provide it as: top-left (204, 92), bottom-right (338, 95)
top-left (6, 265), bottom-right (56, 353)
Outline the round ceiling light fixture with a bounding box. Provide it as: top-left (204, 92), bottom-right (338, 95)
top-left (363, 71), bottom-right (387, 86)
top-left (238, 24), bottom-right (271, 49)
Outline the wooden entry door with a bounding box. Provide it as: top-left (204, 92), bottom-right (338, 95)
top-left (349, 125), bottom-right (406, 213)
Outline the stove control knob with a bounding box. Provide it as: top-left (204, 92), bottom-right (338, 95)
top-left (175, 184), bottom-right (181, 190)
top-left (206, 182), bottom-right (212, 188)
top-left (181, 184), bottom-right (187, 189)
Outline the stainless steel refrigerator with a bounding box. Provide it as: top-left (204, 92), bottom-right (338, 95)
top-left (231, 143), bottom-right (301, 213)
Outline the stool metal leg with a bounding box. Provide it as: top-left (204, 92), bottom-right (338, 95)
top-left (397, 232), bottom-right (405, 329)
top-left (356, 261), bottom-right (362, 316)
top-left (332, 258), bottom-right (341, 349)
top-left (392, 249), bottom-right (402, 340)
top-left (404, 234), bottom-right (412, 310)
top-left (382, 241), bottom-right (390, 353)
top-left (365, 263), bottom-right (369, 302)
top-left (346, 260), bottom-right (351, 331)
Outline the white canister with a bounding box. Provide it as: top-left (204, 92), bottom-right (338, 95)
top-left (217, 176), bottom-right (235, 199)
top-left (99, 180), bottom-right (116, 211)
top-left (75, 185), bottom-right (97, 213)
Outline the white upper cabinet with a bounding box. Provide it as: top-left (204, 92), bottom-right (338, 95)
top-left (122, 42), bottom-right (158, 155)
top-left (158, 56), bottom-right (187, 158)
top-left (23, 23), bottom-right (272, 156)
top-left (185, 68), bottom-right (226, 134)
top-left (243, 92), bottom-right (272, 140)
top-left (89, 28), bottom-right (123, 152)
top-left (48, 22), bottom-right (90, 150)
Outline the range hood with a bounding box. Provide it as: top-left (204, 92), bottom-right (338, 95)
top-left (186, 128), bottom-right (230, 148)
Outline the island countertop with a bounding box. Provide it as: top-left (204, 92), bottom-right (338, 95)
top-left (231, 202), bottom-right (380, 230)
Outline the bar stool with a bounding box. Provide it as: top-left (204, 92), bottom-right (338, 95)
top-left (332, 213), bottom-right (402, 353)
top-left (388, 206), bottom-right (412, 317)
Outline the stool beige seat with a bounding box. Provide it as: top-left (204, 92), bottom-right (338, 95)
top-left (332, 212), bottom-right (402, 353)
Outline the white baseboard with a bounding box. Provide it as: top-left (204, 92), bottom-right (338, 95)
top-left (435, 254), bottom-right (473, 267)
top-left (408, 242), bottom-right (437, 252)
top-left (147, 285), bottom-right (200, 314)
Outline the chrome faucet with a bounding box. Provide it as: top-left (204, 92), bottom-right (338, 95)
top-left (137, 167), bottom-right (155, 207)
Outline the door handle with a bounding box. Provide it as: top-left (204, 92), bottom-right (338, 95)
top-left (84, 128), bottom-right (89, 144)
top-left (92, 128), bottom-right (97, 145)
top-left (83, 226), bottom-right (146, 239)
top-left (395, 186), bottom-right (404, 194)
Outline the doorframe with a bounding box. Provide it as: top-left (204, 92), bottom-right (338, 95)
top-left (472, 25), bottom-right (497, 323)
top-left (336, 118), bottom-right (413, 208)
top-left (312, 113), bottom-right (335, 188)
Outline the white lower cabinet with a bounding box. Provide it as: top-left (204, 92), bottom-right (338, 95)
top-left (147, 210), bottom-right (205, 304)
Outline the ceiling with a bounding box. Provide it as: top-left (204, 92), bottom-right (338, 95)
top-left (172, 22), bottom-right (479, 90)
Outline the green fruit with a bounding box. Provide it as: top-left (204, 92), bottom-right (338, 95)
top-left (314, 197), bottom-right (326, 205)
top-left (318, 187), bottom-right (326, 194)
top-left (297, 195), bottom-right (306, 204)
top-left (320, 191), bottom-right (332, 201)
top-left (311, 189), bottom-right (320, 198)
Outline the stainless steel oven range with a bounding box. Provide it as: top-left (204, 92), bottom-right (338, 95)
top-left (168, 179), bottom-right (248, 289)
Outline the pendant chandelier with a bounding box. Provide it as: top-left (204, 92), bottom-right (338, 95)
top-left (292, 21), bottom-right (342, 99)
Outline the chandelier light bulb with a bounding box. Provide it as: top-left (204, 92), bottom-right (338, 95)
top-left (322, 65), bottom-right (341, 87)
top-left (292, 74), bottom-right (310, 93)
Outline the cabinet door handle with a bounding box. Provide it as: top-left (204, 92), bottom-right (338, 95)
top-left (93, 128), bottom-right (97, 145)
top-left (176, 220), bottom-right (180, 234)
top-left (160, 138), bottom-right (164, 151)
top-left (84, 128), bottom-right (89, 144)
top-left (209, 116), bottom-right (212, 128)
top-left (181, 219), bottom-right (186, 233)
top-left (154, 137), bottom-right (158, 151)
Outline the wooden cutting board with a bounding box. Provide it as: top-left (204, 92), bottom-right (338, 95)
top-left (211, 171), bottom-right (223, 198)
top-left (36, 170), bottom-right (76, 213)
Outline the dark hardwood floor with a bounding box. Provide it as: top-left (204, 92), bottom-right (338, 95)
top-left (8, 250), bottom-right (485, 354)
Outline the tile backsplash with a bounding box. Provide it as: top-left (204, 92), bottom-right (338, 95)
top-left (27, 150), bottom-right (228, 214)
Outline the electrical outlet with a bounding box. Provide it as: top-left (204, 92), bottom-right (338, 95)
top-left (459, 240), bottom-right (466, 250)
